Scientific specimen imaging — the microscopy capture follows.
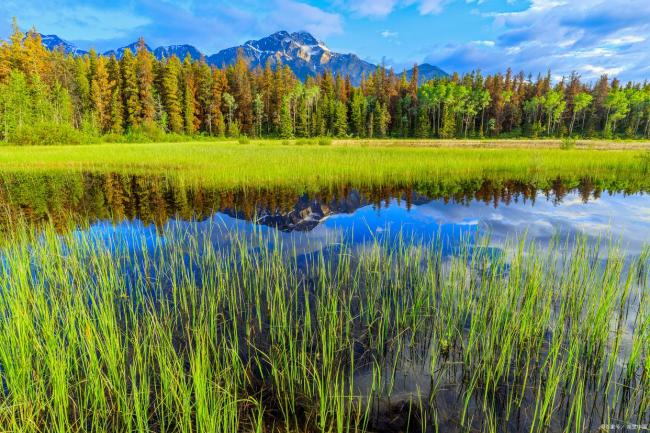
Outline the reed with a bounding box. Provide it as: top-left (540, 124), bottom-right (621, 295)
top-left (0, 219), bottom-right (647, 432)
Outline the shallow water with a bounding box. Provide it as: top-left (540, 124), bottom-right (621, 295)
top-left (1, 172), bottom-right (649, 432)
top-left (2, 171), bottom-right (649, 255)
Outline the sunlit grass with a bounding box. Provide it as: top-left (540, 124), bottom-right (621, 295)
top-left (0, 141), bottom-right (647, 190)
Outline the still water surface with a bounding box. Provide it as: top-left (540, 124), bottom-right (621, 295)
top-left (1, 172), bottom-right (649, 432)
top-left (66, 183), bottom-right (650, 259)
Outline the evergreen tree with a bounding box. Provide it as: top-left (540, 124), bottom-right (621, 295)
top-left (182, 57), bottom-right (197, 135)
top-left (120, 48), bottom-right (140, 129)
top-left (253, 93), bottom-right (264, 138)
top-left (162, 57), bottom-right (183, 133)
top-left (210, 69), bottom-right (227, 136)
top-left (136, 38), bottom-right (155, 124)
top-left (333, 101), bottom-right (348, 137)
top-left (350, 90), bottom-right (367, 137)
top-left (195, 60), bottom-right (213, 133)
top-left (110, 85), bottom-right (124, 134)
top-left (279, 96), bottom-right (293, 139)
top-left (415, 105), bottom-right (430, 138)
top-left (90, 56), bottom-right (112, 132)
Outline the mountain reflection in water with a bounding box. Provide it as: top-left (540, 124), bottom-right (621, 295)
top-left (1, 171), bottom-right (648, 256)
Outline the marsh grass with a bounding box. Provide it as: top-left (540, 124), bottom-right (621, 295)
top-left (0, 220), bottom-right (647, 433)
top-left (0, 142), bottom-right (648, 191)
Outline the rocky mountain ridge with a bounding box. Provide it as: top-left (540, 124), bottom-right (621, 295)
top-left (39, 30), bottom-right (448, 84)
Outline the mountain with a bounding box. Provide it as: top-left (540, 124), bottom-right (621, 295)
top-left (39, 34), bottom-right (87, 56)
top-left (208, 31), bottom-right (378, 84)
top-left (207, 31), bottom-right (448, 84)
top-left (409, 63), bottom-right (448, 82)
top-left (102, 42), bottom-right (203, 61)
top-left (103, 41), bottom-right (151, 58)
top-left (222, 190), bottom-right (433, 233)
top-left (36, 31), bottom-right (447, 84)
top-left (153, 45), bottom-right (203, 62)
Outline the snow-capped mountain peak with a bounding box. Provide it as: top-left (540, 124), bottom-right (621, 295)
top-left (38, 34), bottom-right (87, 56)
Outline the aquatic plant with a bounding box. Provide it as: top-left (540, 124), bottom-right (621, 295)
top-left (0, 222), bottom-right (647, 432)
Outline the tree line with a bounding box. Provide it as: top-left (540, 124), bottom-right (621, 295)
top-left (1, 22), bottom-right (650, 144)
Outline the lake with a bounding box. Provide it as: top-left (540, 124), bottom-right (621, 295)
top-left (3, 171), bottom-right (649, 255)
top-left (0, 170), bottom-right (648, 433)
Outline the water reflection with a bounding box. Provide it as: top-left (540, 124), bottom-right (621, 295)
top-left (1, 172), bottom-right (649, 241)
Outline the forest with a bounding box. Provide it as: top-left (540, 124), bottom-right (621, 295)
top-left (1, 22), bottom-right (650, 144)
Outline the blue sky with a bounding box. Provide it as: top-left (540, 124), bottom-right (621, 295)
top-left (2, 0), bottom-right (650, 81)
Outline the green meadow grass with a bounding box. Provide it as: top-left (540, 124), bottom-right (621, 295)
top-left (0, 221), bottom-right (647, 433)
top-left (0, 141), bottom-right (648, 189)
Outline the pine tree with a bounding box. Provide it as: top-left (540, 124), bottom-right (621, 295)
top-left (110, 85), bottom-right (124, 134)
top-left (253, 93), bottom-right (264, 138)
top-left (6, 18), bottom-right (28, 78)
top-left (182, 56), bottom-right (197, 135)
top-left (333, 101), bottom-right (348, 137)
top-left (120, 48), bottom-right (140, 129)
top-left (3, 18), bottom-right (650, 142)
top-left (415, 105), bottom-right (430, 138)
top-left (279, 96), bottom-right (293, 139)
top-left (23, 29), bottom-right (52, 80)
top-left (90, 56), bottom-right (112, 132)
top-left (195, 60), bottom-right (213, 133)
top-left (184, 79), bottom-right (196, 135)
top-left (136, 38), bottom-right (155, 124)
top-left (210, 69), bottom-right (227, 136)
top-left (162, 57), bottom-right (183, 133)
top-left (228, 50), bottom-right (253, 135)
top-left (71, 57), bottom-right (91, 128)
top-left (350, 90), bottom-right (367, 137)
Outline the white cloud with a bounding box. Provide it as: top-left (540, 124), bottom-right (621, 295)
top-left (349, 0), bottom-right (399, 17)
top-left (428, 0), bottom-right (650, 81)
top-left (348, 0), bottom-right (452, 17)
top-left (582, 64), bottom-right (624, 77)
top-left (555, 47), bottom-right (615, 58)
top-left (266, 0), bottom-right (343, 37)
top-left (415, 0), bottom-right (448, 15)
top-left (603, 35), bottom-right (645, 45)
top-left (381, 30), bottom-right (399, 39)
top-left (472, 40), bottom-right (495, 47)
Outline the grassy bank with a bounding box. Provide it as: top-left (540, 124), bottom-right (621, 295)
top-left (0, 223), bottom-right (648, 432)
top-left (334, 138), bottom-right (650, 150)
top-left (0, 141), bottom-right (648, 190)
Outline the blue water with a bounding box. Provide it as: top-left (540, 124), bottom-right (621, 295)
top-left (74, 190), bottom-right (650, 259)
